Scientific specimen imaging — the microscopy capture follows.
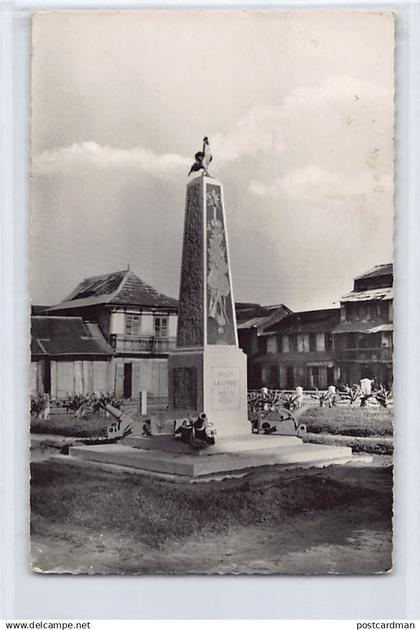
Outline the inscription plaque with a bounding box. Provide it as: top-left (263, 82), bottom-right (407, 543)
top-left (173, 367), bottom-right (198, 410)
top-left (211, 367), bottom-right (240, 410)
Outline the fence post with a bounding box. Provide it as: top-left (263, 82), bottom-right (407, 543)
top-left (139, 390), bottom-right (147, 416)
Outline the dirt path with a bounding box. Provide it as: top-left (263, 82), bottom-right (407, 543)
top-left (31, 509), bottom-right (391, 575)
top-left (31, 458), bottom-right (392, 575)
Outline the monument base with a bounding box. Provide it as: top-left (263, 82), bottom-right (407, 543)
top-left (168, 345), bottom-right (249, 437)
top-left (67, 436), bottom-right (353, 480)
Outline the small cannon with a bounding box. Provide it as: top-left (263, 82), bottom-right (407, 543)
top-left (174, 413), bottom-right (216, 450)
top-left (105, 403), bottom-right (136, 439)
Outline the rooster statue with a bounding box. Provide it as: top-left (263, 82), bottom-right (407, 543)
top-left (188, 136), bottom-right (213, 177)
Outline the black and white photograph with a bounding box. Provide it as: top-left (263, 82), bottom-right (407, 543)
top-left (30, 10), bottom-right (394, 575)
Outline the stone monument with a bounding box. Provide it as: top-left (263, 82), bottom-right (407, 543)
top-left (68, 139), bottom-right (353, 476)
top-left (168, 147), bottom-right (249, 437)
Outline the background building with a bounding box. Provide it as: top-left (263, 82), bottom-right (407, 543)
top-left (332, 263), bottom-right (393, 387)
top-left (45, 269), bottom-right (178, 398)
top-left (30, 316), bottom-right (113, 397)
top-left (31, 263), bottom-right (393, 397)
top-left (253, 308), bottom-right (340, 389)
top-left (246, 263), bottom-right (393, 390)
top-left (235, 302), bottom-right (292, 386)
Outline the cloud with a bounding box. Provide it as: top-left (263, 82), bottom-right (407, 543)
top-left (282, 74), bottom-right (392, 115)
top-left (32, 105), bottom-right (283, 180)
top-left (250, 165), bottom-right (393, 203)
top-left (32, 141), bottom-right (190, 179)
top-left (32, 105), bottom-right (278, 177)
top-left (248, 74), bottom-right (393, 205)
top-left (211, 106), bottom-right (283, 163)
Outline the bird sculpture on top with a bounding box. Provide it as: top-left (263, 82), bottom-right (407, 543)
top-left (188, 136), bottom-right (213, 177)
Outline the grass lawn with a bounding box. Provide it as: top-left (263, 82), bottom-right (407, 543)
top-left (31, 413), bottom-right (110, 438)
top-left (31, 460), bottom-right (393, 574)
top-left (300, 406), bottom-right (393, 437)
top-left (31, 459), bottom-right (392, 545)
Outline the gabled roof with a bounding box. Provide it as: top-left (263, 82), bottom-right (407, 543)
top-left (263, 308), bottom-right (340, 336)
top-left (47, 269), bottom-right (178, 312)
top-left (355, 263), bottom-right (393, 281)
top-left (31, 316), bottom-right (113, 357)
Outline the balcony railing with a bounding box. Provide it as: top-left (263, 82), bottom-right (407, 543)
top-left (335, 347), bottom-right (393, 362)
top-left (111, 335), bottom-right (176, 354)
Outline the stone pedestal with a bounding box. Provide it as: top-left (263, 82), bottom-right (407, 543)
top-left (168, 175), bottom-right (249, 436)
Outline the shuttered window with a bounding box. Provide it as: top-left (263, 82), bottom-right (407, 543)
top-left (154, 316), bottom-right (168, 338)
top-left (125, 314), bottom-right (141, 336)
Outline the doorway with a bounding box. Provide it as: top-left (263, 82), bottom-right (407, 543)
top-left (123, 363), bottom-right (132, 398)
top-left (286, 366), bottom-right (294, 389)
top-left (327, 366), bottom-right (335, 386)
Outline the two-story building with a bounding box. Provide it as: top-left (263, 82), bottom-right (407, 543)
top-left (235, 302), bottom-right (292, 386)
top-left (253, 308), bottom-right (341, 389)
top-left (332, 263), bottom-right (393, 387)
top-left (46, 269), bottom-right (178, 398)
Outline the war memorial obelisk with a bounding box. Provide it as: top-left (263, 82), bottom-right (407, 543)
top-left (69, 139), bottom-right (352, 476)
top-left (168, 168), bottom-right (249, 437)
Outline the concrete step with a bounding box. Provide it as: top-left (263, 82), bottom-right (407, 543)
top-left (69, 441), bottom-right (352, 478)
top-left (122, 433), bottom-right (302, 455)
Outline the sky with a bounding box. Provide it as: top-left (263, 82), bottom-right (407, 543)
top-left (31, 10), bottom-right (394, 311)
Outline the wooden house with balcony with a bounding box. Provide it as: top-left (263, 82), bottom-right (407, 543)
top-left (332, 263), bottom-right (393, 388)
top-left (251, 308), bottom-right (341, 390)
top-left (46, 269), bottom-right (178, 398)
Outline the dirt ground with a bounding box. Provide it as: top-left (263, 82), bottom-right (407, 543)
top-left (31, 454), bottom-right (392, 575)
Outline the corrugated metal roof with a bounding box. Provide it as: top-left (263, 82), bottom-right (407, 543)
top-left (112, 271), bottom-right (178, 308)
top-left (237, 315), bottom-right (272, 330)
top-left (263, 308), bottom-right (340, 336)
top-left (47, 294), bottom-right (117, 311)
top-left (332, 321), bottom-right (393, 334)
top-left (47, 269), bottom-right (178, 312)
top-left (31, 305), bottom-right (50, 315)
top-left (368, 323), bottom-right (393, 333)
top-left (355, 263), bottom-right (393, 280)
top-left (237, 305), bottom-right (291, 333)
top-left (31, 316), bottom-right (113, 356)
top-left (63, 270), bottom-right (127, 301)
top-left (340, 287), bottom-right (393, 303)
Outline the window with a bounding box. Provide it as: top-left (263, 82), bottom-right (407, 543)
top-left (311, 366), bottom-right (320, 388)
top-left (268, 366), bottom-right (278, 388)
top-left (266, 336), bottom-right (277, 354)
top-left (346, 333), bottom-right (357, 349)
top-left (154, 316), bottom-right (168, 338)
top-left (281, 336), bottom-right (290, 353)
top-left (309, 334), bottom-right (317, 352)
top-left (325, 334), bottom-right (333, 351)
top-left (125, 313), bottom-right (141, 336)
top-left (289, 334), bottom-right (298, 352)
